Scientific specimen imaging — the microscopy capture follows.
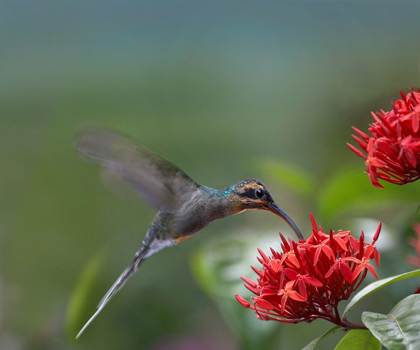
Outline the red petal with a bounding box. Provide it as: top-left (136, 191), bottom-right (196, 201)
top-left (287, 253), bottom-right (300, 268)
top-left (255, 299), bottom-right (275, 310)
top-left (251, 265), bottom-right (263, 277)
top-left (325, 264), bottom-right (337, 278)
top-left (401, 90), bottom-right (408, 102)
top-left (304, 277), bottom-right (323, 287)
top-left (340, 263), bottom-right (353, 283)
top-left (280, 294), bottom-right (288, 313)
top-left (310, 213), bottom-right (318, 233)
top-left (413, 112), bottom-right (419, 133)
top-left (244, 284), bottom-right (260, 295)
top-left (370, 175), bottom-right (385, 188)
top-left (351, 126), bottom-right (369, 141)
top-left (288, 290), bottom-right (307, 302)
top-left (403, 148), bottom-right (417, 168)
top-left (396, 120), bottom-right (403, 139)
top-left (314, 247), bottom-right (321, 265)
top-left (371, 111), bottom-right (391, 135)
top-left (235, 294), bottom-right (251, 308)
top-left (280, 233), bottom-right (290, 251)
top-left (347, 143), bottom-right (367, 159)
top-left (368, 156), bottom-right (387, 168)
top-left (322, 245), bottom-right (335, 261)
top-left (284, 268), bottom-right (298, 280)
top-left (258, 249), bottom-right (269, 262)
top-left (351, 126), bottom-right (370, 141)
top-left (241, 276), bottom-right (257, 288)
top-left (364, 246), bottom-right (375, 259)
top-left (279, 269), bottom-right (285, 287)
top-left (335, 237), bottom-right (348, 251)
top-left (351, 264), bottom-right (365, 282)
top-left (285, 280), bottom-right (295, 290)
top-left (373, 222), bottom-right (382, 242)
top-left (366, 264), bottom-right (379, 279)
top-left (374, 249), bottom-right (380, 267)
top-left (343, 257), bottom-right (361, 263)
top-left (298, 280), bottom-right (307, 300)
top-left (269, 259), bottom-right (281, 273)
top-left (261, 287), bottom-right (277, 296)
top-left (350, 237), bottom-right (360, 251)
top-left (352, 135), bottom-right (368, 150)
top-left (360, 230), bottom-right (365, 244)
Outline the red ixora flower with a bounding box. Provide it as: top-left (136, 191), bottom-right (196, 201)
top-left (235, 214), bottom-right (381, 326)
top-left (347, 87), bottom-right (420, 188)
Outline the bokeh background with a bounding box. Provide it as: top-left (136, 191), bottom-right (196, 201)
top-left (2, 1), bottom-right (420, 349)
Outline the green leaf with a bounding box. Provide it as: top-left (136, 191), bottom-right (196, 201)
top-left (302, 326), bottom-right (342, 350)
top-left (343, 269), bottom-right (420, 317)
top-left (65, 251), bottom-right (104, 339)
top-left (191, 236), bottom-right (279, 350)
top-left (257, 157), bottom-right (316, 195)
top-left (362, 294), bottom-right (420, 350)
top-left (334, 330), bottom-right (381, 350)
top-left (319, 167), bottom-right (420, 222)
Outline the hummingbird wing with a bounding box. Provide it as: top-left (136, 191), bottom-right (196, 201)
top-left (74, 127), bottom-right (198, 211)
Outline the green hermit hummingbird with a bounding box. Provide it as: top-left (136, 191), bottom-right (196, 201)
top-left (75, 127), bottom-right (303, 338)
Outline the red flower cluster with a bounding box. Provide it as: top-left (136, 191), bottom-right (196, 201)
top-left (348, 88), bottom-right (420, 188)
top-left (236, 214), bottom-right (381, 326)
top-left (407, 223), bottom-right (420, 268)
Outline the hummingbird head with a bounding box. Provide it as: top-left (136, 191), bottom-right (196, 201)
top-left (231, 179), bottom-right (303, 240)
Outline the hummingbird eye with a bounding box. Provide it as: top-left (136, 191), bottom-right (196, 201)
top-left (255, 188), bottom-right (264, 198)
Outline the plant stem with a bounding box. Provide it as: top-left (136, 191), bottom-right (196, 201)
top-left (340, 318), bottom-right (367, 330)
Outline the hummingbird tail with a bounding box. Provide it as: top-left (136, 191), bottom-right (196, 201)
top-left (97, 253), bottom-right (146, 309)
top-left (75, 251), bottom-right (146, 339)
top-left (75, 211), bottom-right (175, 339)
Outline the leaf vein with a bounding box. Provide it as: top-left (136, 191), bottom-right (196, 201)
top-left (363, 333), bottom-right (372, 350)
top-left (389, 313), bottom-right (408, 346)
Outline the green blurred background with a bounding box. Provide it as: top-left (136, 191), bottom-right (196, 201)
top-left (2, 1), bottom-right (420, 349)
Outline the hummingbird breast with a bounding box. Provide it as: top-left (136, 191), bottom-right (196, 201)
top-left (170, 187), bottom-right (233, 242)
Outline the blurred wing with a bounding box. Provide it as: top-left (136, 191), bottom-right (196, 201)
top-left (75, 127), bottom-right (198, 211)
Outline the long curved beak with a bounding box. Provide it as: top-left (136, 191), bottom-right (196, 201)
top-left (268, 202), bottom-right (304, 240)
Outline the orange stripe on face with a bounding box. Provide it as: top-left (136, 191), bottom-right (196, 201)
top-left (241, 198), bottom-right (264, 206)
top-left (241, 198), bottom-right (265, 209)
top-left (243, 183), bottom-right (264, 190)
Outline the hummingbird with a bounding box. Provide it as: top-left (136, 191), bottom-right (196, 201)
top-left (75, 127), bottom-right (303, 338)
